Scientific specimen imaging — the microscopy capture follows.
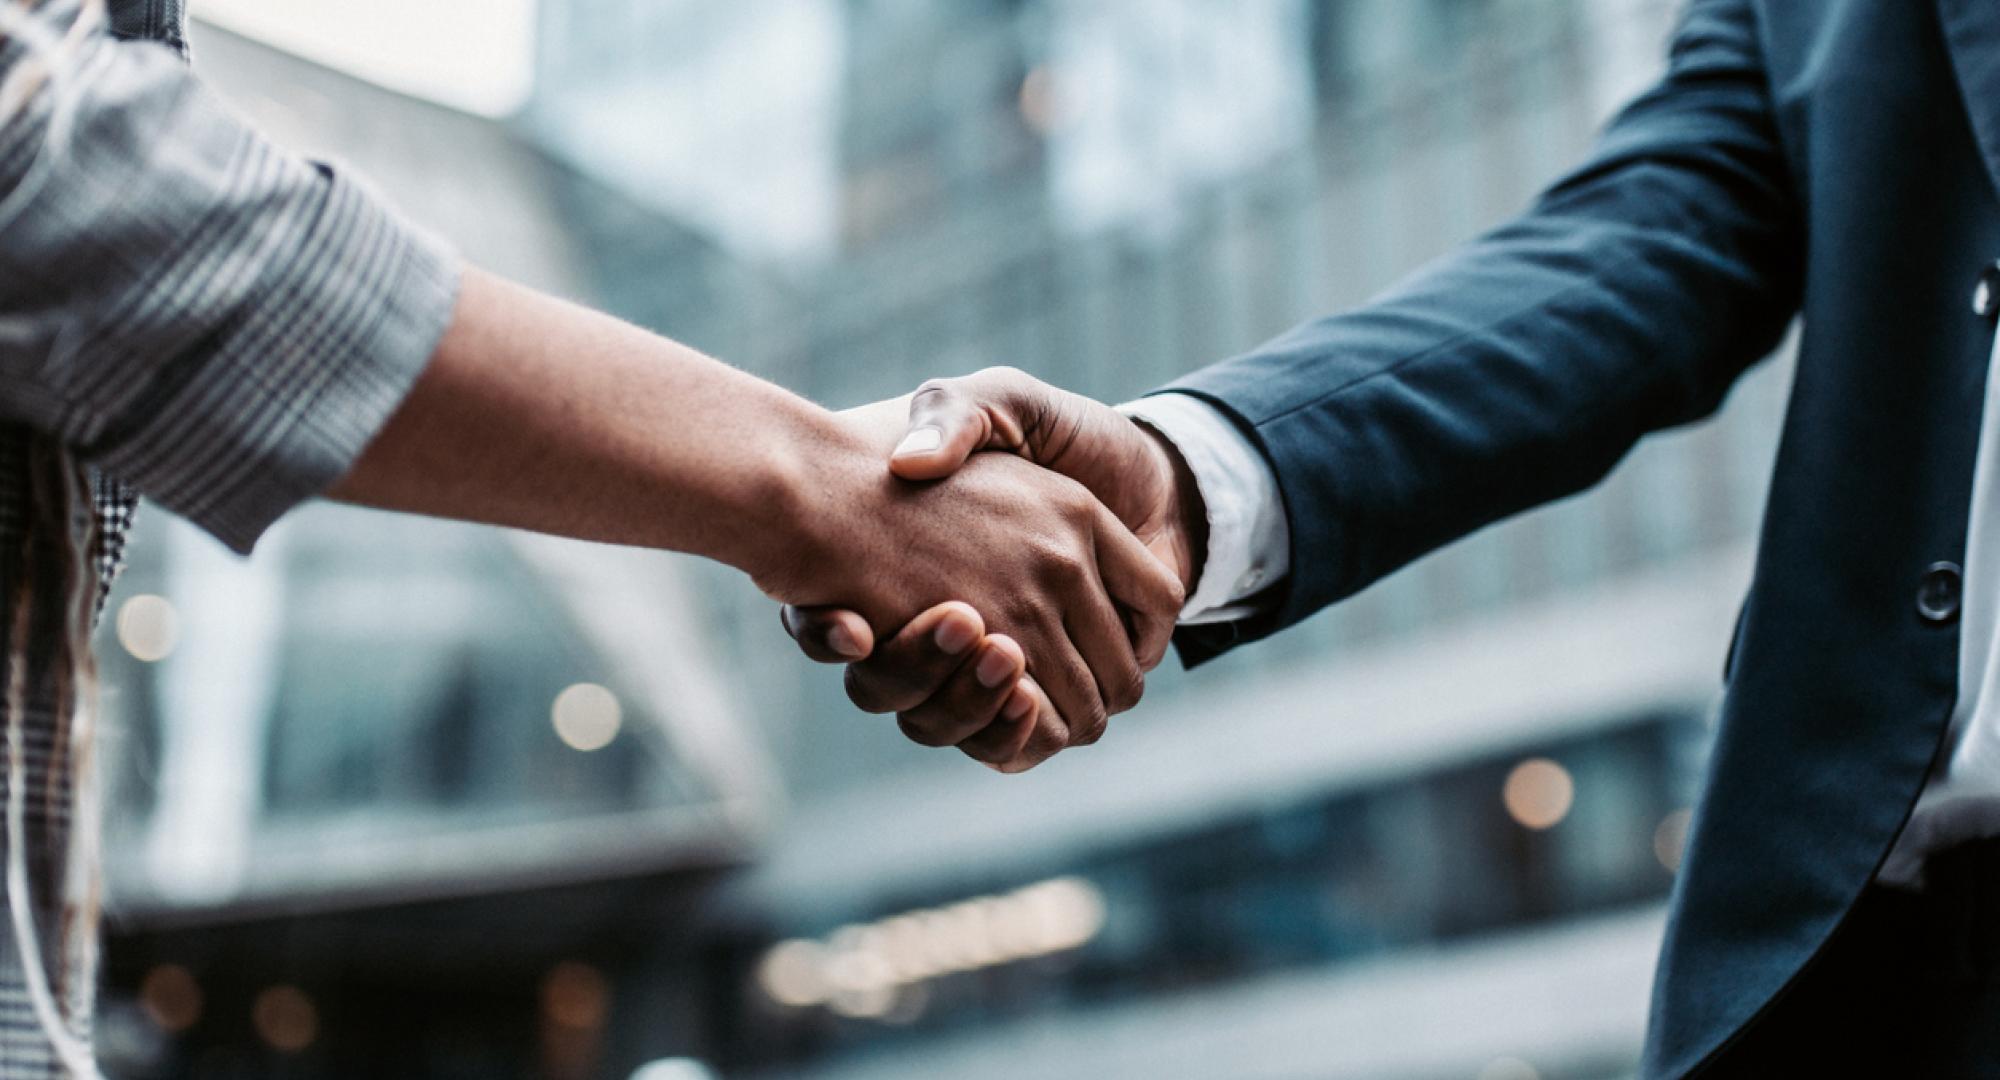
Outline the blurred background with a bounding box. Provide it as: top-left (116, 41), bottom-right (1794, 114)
top-left (86, 1), bottom-right (1798, 1078)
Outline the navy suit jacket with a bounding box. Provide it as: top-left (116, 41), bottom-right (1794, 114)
top-left (1162, 1), bottom-right (2000, 1074)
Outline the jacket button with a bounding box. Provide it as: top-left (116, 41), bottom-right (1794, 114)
top-left (1975, 262), bottom-right (2000, 318)
top-left (1918, 562), bottom-right (1963, 624)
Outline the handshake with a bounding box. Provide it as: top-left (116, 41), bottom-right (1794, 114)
top-left (762, 367), bottom-right (1209, 774)
top-left (338, 272), bottom-right (1219, 774)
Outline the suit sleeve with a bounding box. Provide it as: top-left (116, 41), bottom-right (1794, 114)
top-left (0, 0), bottom-right (459, 553)
top-left (1160, 0), bottom-right (1802, 664)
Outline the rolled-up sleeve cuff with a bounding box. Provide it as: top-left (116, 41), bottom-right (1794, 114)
top-left (87, 171), bottom-right (461, 554)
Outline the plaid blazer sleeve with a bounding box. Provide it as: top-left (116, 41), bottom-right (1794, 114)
top-left (0, 0), bottom-right (460, 553)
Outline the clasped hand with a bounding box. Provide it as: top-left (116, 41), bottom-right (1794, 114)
top-left (773, 368), bottom-right (1206, 773)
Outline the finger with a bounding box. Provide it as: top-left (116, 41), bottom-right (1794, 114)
top-left (1090, 501), bottom-right (1185, 671)
top-left (890, 382), bottom-right (996, 480)
top-left (780, 605), bottom-right (875, 663)
top-left (1062, 551), bottom-right (1145, 735)
top-left (1023, 609), bottom-right (1106, 757)
top-left (957, 674), bottom-right (1040, 765)
top-left (992, 677), bottom-right (1069, 773)
top-left (843, 601), bottom-right (984, 715)
top-left (896, 634), bottom-right (1027, 750)
top-left (890, 368), bottom-right (1041, 481)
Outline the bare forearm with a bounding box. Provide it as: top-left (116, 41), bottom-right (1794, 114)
top-left (331, 267), bottom-right (843, 583)
top-left (331, 269), bottom-right (1183, 741)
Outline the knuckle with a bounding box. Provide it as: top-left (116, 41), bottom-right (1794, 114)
top-left (1105, 669), bottom-right (1145, 714)
top-left (1051, 479), bottom-right (1095, 517)
top-left (1025, 719), bottom-right (1070, 762)
top-left (1036, 544), bottom-right (1088, 584)
top-left (1070, 705), bottom-right (1110, 747)
top-left (973, 364), bottom-right (1028, 387)
top-left (1023, 717), bottom-right (1073, 767)
top-left (910, 378), bottom-right (961, 411)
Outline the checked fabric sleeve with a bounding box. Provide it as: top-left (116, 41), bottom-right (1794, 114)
top-left (0, 0), bottom-right (461, 554)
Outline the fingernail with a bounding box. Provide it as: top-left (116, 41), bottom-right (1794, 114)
top-left (893, 426), bottom-right (944, 458)
top-left (933, 618), bottom-right (977, 655)
top-left (1003, 692), bottom-right (1033, 721)
top-left (827, 623), bottom-right (864, 660)
top-left (976, 647), bottom-right (1015, 688)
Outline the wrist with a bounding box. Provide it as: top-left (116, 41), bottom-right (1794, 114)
top-left (725, 402), bottom-right (870, 599)
top-left (1137, 420), bottom-right (1208, 597)
top-left (740, 401), bottom-right (902, 604)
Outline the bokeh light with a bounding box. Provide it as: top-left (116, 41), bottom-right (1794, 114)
top-left (139, 963), bottom-right (202, 1033)
top-left (551, 682), bottom-right (621, 751)
top-left (1655, 807), bottom-right (1694, 873)
top-left (1022, 876), bottom-right (1107, 952)
top-left (1502, 758), bottom-right (1575, 830)
top-left (116, 594), bottom-right (179, 662)
top-left (1018, 66), bottom-right (1062, 133)
top-left (252, 985), bottom-right (318, 1053)
top-left (754, 877), bottom-right (1109, 1018)
top-left (757, 940), bottom-right (830, 1008)
top-left (542, 962), bottom-right (611, 1030)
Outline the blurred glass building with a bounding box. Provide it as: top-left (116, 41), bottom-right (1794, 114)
top-left (90, 1), bottom-right (1792, 1078)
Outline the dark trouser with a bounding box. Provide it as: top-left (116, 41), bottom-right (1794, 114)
top-left (1710, 837), bottom-right (2000, 1077)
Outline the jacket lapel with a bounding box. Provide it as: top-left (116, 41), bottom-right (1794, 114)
top-left (1940, 0), bottom-right (2000, 200)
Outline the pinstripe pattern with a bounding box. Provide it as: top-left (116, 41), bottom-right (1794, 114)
top-left (0, 0), bottom-right (460, 1072)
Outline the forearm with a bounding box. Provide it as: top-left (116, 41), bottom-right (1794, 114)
top-left (331, 267), bottom-right (847, 587)
top-left (1167, 0), bottom-right (1800, 639)
top-left (337, 271), bottom-right (1184, 738)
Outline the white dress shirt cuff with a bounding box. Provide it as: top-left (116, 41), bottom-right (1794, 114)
top-left (1118, 394), bottom-right (1292, 626)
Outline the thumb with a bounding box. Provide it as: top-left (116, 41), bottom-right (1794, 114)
top-left (780, 604), bottom-right (876, 663)
top-left (889, 368), bottom-right (1042, 481)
